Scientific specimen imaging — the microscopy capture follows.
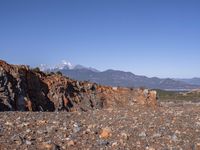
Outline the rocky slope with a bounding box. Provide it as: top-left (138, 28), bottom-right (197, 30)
top-left (0, 60), bottom-right (157, 112)
top-left (1, 103), bottom-right (200, 150)
top-left (1, 60), bottom-right (200, 150)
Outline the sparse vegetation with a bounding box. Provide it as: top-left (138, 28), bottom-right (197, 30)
top-left (155, 89), bottom-right (200, 102)
top-left (56, 71), bottom-right (63, 76)
top-left (31, 67), bottom-right (40, 72)
top-left (47, 72), bottom-right (55, 76)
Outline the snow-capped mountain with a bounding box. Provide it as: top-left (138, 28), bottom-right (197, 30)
top-left (39, 64), bottom-right (50, 72)
top-left (39, 60), bottom-right (99, 72)
top-left (55, 60), bottom-right (74, 70)
top-left (39, 60), bottom-right (74, 71)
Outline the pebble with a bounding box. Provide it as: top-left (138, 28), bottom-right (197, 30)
top-left (25, 140), bottom-right (32, 145)
top-left (171, 134), bottom-right (178, 142)
top-left (112, 142), bottom-right (118, 147)
top-left (73, 123), bottom-right (81, 133)
top-left (139, 131), bottom-right (147, 137)
top-left (152, 133), bottom-right (161, 138)
top-left (0, 125), bottom-right (3, 133)
top-left (99, 140), bottom-right (110, 146)
top-left (121, 132), bottom-right (129, 140)
top-left (5, 121), bottom-right (13, 126)
top-left (1, 104), bottom-right (200, 149)
top-left (99, 127), bottom-right (112, 139)
top-left (67, 140), bottom-right (75, 146)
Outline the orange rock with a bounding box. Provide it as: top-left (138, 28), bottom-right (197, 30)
top-left (67, 140), bottom-right (75, 146)
top-left (37, 120), bottom-right (48, 125)
top-left (195, 143), bottom-right (200, 150)
top-left (99, 127), bottom-right (112, 139)
top-left (38, 143), bottom-right (53, 150)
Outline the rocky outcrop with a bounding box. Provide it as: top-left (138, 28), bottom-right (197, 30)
top-left (0, 60), bottom-right (157, 112)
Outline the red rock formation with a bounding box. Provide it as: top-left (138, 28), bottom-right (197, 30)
top-left (0, 60), bottom-right (157, 111)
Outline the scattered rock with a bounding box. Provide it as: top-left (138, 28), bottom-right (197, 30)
top-left (0, 104), bottom-right (200, 149)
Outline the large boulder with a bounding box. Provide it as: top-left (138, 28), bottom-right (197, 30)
top-left (0, 60), bottom-right (157, 112)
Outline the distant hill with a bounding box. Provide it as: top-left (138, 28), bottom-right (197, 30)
top-left (40, 61), bottom-right (199, 90)
top-left (59, 69), bottom-right (199, 90)
top-left (174, 78), bottom-right (200, 86)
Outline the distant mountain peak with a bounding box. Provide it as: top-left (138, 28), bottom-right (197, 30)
top-left (56, 60), bottom-right (74, 70)
top-left (39, 64), bottom-right (49, 71)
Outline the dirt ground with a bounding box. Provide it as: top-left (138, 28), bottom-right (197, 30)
top-left (1, 103), bottom-right (200, 150)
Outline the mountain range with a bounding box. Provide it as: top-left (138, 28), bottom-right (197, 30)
top-left (39, 60), bottom-right (200, 90)
top-left (174, 78), bottom-right (200, 86)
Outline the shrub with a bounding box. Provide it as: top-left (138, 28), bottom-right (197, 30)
top-left (32, 67), bottom-right (40, 72)
top-left (56, 71), bottom-right (63, 76)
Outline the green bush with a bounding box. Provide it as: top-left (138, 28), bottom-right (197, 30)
top-left (32, 67), bottom-right (40, 72)
top-left (56, 71), bottom-right (63, 76)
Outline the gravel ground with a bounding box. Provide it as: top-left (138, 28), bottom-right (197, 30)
top-left (1, 103), bottom-right (200, 150)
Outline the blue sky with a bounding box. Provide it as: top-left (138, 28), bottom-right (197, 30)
top-left (0, 0), bottom-right (200, 78)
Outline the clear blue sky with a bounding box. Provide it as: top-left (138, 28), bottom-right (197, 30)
top-left (0, 0), bottom-right (200, 78)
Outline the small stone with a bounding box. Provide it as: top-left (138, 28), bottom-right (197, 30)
top-left (37, 120), bottom-right (47, 125)
top-left (0, 125), bottom-right (3, 133)
top-left (83, 128), bottom-right (91, 134)
top-left (22, 122), bottom-right (30, 127)
top-left (99, 140), bottom-right (110, 146)
top-left (11, 135), bottom-right (23, 145)
top-left (26, 129), bottom-right (31, 133)
top-left (44, 144), bottom-right (53, 149)
top-left (146, 146), bottom-right (155, 150)
top-left (99, 127), bottom-right (112, 139)
top-left (175, 130), bottom-right (181, 134)
top-left (152, 133), bottom-right (161, 138)
top-left (196, 122), bottom-right (200, 126)
top-left (112, 142), bottom-right (118, 147)
top-left (37, 137), bottom-right (43, 142)
top-left (171, 134), bottom-right (178, 142)
top-left (52, 144), bottom-right (61, 150)
top-left (67, 140), bottom-right (75, 146)
top-left (73, 123), bottom-right (81, 133)
top-left (88, 124), bottom-right (93, 129)
top-left (121, 132), bottom-right (129, 140)
top-left (139, 131), bottom-right (146, 137)
top-left (39, 143), bottom-right (53, 150)
top-left (5, 121), bottom-right (13, 126)
top-left (25, 140), bottom-right (32, 145)
top-left (195, 143), bottom-right (200, 150)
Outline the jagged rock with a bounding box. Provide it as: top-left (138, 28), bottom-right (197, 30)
top-left (0, 60), bottom-right (157, 112)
